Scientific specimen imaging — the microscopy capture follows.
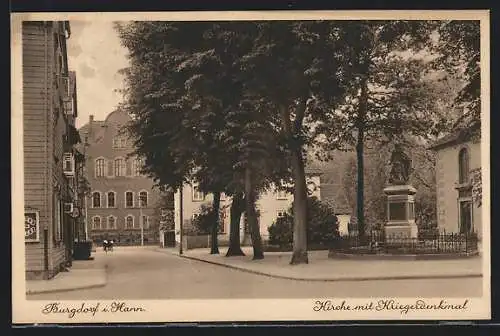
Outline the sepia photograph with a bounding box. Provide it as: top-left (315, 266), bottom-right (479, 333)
top-left (11, 10), bottom-right (490, 323)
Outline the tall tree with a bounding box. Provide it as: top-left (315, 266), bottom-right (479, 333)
top-left (176, 22), bottom-right (289, 258)
top-left (431, 20), bottom-right (481, 138)
top-left (240, 21), bottom-right (356, 264)
top-left (317, 21), bottom-right (439, 241)
top-left (116, 22), bottom-right (225, 254)
top-left (116, 22), bottom-right (289, 259)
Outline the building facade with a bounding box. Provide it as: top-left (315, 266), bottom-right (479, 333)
top-left (430, 127), bottom-right (482, 239)
top-left (172, 169), bottom-right (322, 246)
top-left (23, 21), bottom-right (85, 280)
top-left (79, 110), bottom-right (161, 245)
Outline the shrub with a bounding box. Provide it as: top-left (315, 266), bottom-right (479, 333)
top-left (267, 196), bottom-right (339, 248)
top-left (191, 204), bottom-right (216, 235)
top-left (267, 215), bottom-right (293, 247)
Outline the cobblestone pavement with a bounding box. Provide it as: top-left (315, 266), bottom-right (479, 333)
top-left (27, 247), bottom-right (483, 300)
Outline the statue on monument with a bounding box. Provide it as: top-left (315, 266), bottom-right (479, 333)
top-left (388, 143), bottom-right (412, 185)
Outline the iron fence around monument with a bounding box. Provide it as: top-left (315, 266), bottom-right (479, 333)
top-left (332, 230), bottom-right (479, 255)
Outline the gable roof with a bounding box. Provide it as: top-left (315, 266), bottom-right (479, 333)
top-left (428, 122), bottom-right (481, 151)
top-left (320, 183), bottom-right (352, 214)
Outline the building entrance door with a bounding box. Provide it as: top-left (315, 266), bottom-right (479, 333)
top-left (459, 200), bottom-right (473, 234)
top-left (164, 230), bottom-right (176, 247)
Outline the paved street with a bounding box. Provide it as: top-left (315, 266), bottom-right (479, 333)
top-left (27, 247), bottom-right (482, 300)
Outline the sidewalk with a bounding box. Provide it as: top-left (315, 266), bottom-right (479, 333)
top-left (26, 252), bottom-right (108, 295)
top-left (155, 246), bottom-right (483, 282)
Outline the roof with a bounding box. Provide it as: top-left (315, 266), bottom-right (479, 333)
top-left (68, 71), bottom-right (77, 97)
top-left (304, 166), bottom-right (323, 175)
top-left (78, 120), bottom-right (105, 135)
top-left (320, 183), bottom-right (352, 214)
top-left (428, 122), bottom-right (481, 151)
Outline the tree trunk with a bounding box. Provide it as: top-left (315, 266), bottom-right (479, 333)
top-left (226, 192), bottom-right (246, 257)
top-left (290, 147), bottom-right (309, 265)
top-left (356, 76), bottom-right (368, 243)
top-left (210, 191), bottom-right (221, 254)
top-left (245, 167), bottom-right (264, 260)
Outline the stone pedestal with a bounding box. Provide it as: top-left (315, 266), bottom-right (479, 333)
top-left (383, 185), bottom-right (418, 239)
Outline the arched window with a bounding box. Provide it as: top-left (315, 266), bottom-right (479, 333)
top-left (125, 191), bottom-right (134, 208)
top-left (107, 191), bottom-right (116, 208)
top-left (92, 191), bottom-right (101, 208)
top-left (126, 215), bottom-right (134, 229)
top-left (107, 216), bottom-right (116, 229)
top-left (132, 158), bottom-right (142, 176)
top-left (95, 158), bottom-right (105, 177)
top-left (139, 191), bottom-right (148, 207)
top-left (458, 148), bottom-right (470, 184)
top-left (114, 157), bottom-right (126, 176)
top-left (92, 216), bottom-right (101, 229)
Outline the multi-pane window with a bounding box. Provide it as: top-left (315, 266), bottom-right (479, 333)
top-left (92, 216), bottom-right (101, 229)
top-left (92, 191), bottom-right (101, 208)
top-left (125, 191), bottom-right (134, 208)
top-left (132, 158), bottom-right (142, 176)
top-left (276, 189), bottom-right (288, 200)
top-left (114, 158), bottom-right (126, 176)
top-left (113, 136), bottom-right (127, 149)
top-left (107, 216), bottom-right (116, 229)
top-left (95, 158), bottom-right (105, 177)
top-left (458, 148), bottom-right (470, 184)
top-left (277, 210), bottom-right (287, 218)
top-left (192, 184), bottom-right (204, 201)
top-left (126, 215), bottom-right (134, 229)
top-left (107, 191), bottom-right (116, 208)
top-left (139, 191), bottom-right (148, 207)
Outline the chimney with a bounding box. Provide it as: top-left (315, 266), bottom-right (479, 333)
top-left (89, 115), bottom-right (94, 124)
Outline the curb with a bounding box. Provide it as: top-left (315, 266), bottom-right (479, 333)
top-left (26, 265), bottom-right (108, 295)
top-left (155, 249), bottom-right (483, 282)
top-left (328, 252), bottom-right (481, 261)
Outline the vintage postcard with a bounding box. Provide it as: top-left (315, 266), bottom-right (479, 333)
top-left (11, 10), bottom-right (490, 324)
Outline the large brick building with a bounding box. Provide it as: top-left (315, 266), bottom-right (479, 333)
top-left (78, 109), bottom-right (161, 245)
top-left (23, 21), bottom-right (85, 280)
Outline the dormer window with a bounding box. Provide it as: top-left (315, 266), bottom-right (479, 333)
top-left (113, 136), bottom-right (128, 149)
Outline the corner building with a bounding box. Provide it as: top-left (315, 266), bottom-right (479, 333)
top-left (79, 110), bottom-right (160, 245)
top-left (23, 21), bottom-right (85, 280)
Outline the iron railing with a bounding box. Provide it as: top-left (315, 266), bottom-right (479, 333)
top-left (332, 230), bottom-right (479, 254)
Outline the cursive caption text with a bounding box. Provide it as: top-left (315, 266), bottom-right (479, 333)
top-left (313, 299), bottom-right (469, 315)
top-left (42, 302), bottom-right (146, 318)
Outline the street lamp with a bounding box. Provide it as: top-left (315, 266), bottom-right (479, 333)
top-left (179, 186), bottom-right (184, 255)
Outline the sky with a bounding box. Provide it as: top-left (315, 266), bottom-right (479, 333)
top-left (67, 21), bottom-right (129, 128)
